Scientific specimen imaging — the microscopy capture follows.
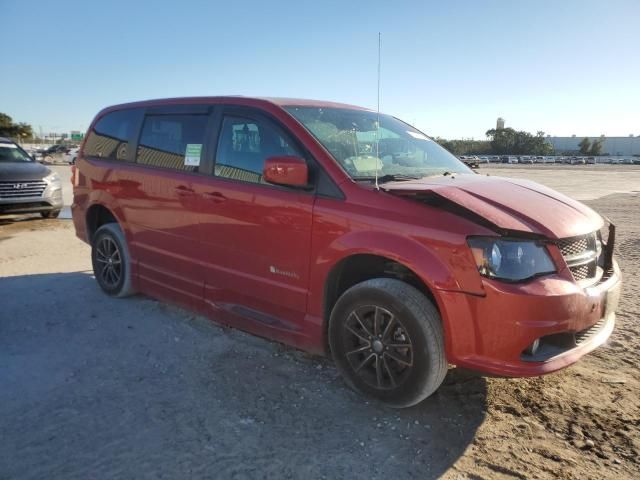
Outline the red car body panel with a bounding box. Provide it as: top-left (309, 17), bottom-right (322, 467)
top-left (72, 96), bottom-right (621, 377)
top-left (381, 175), bottom-right (603, 239)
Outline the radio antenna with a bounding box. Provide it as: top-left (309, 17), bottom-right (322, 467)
top-left (375, 32), bottom-right (381, 190)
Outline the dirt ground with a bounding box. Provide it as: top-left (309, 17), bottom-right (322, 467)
top-left (0, 167), bottom-right (638, 479)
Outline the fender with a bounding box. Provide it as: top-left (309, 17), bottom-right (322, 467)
top-left (306, 229), bottom-right (484, 357)
top-left (85, 190), bottom-right (128, 234)
top-left (83, 188), bottom-right (140, 262)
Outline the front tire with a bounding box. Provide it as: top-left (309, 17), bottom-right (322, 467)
top-left (91, 223), bottom-right (135, 297)
top-left (329, 278), bottom-right (448, 408)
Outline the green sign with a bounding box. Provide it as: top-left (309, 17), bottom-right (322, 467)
top-left (71, 133), bottom-right (84, 141)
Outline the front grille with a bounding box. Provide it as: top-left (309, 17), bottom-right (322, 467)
top-left (522, 316), bottom-right (611, 362)
top-left (569, 262), bottom-right (596, 282)
top-left (0, 201), bottom-right (49, 213)
top-left (0, 180), bottom-right (47, 199)
top-left (557, 233), bottom-right (599, 283)
top-left (575, 318), bottom-right (607, 346)
top-left (558, 237), bottom-right (589, 257)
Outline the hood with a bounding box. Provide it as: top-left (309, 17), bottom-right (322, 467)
top-left (381, 174), bottom-right (603, 239)
top-left (0, 161), bottom-right (51, 181)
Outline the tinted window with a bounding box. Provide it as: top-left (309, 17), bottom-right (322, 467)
top-left (0, 142), bottom-right (33, 163)
top-left (215, 115), bottom-right (302, 183)
top-left (137, 114), bottom-right (208, 172)
top-left (84, 109), bottom-right (142, 161)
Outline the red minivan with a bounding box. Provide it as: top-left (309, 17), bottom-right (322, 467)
top-left (72, 97), bottom-right (621, 407)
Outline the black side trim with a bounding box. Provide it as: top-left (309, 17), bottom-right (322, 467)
top-left (603, 223), bottom-right (616, 271)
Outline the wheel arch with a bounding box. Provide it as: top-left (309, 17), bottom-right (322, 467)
top-left (323, 253), bottom-right (440, 327)
top-left (318, 232), bottom-right (460, 356)
top-left (85, 202), bottom-right (122, 243)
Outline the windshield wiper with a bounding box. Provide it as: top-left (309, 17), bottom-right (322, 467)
top-left (355, 174), bottom-right (422, 183)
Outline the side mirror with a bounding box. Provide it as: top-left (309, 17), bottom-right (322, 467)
top-left (263, 156), bottom-right (308, 187)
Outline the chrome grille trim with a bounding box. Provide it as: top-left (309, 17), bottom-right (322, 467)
top-left (557, 233), bottom-right (599, 283)
top-left (0, 180), bottom-right (47, 199)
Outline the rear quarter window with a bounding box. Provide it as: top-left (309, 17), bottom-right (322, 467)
top-left (84, 109), bottom-right (143, 161)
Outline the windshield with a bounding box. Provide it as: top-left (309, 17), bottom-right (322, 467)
top-left (284, 106), bottom-right (470, 180)
top-left (0, 142), bottom-right (33, 163)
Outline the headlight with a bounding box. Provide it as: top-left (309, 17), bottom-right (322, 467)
top-left (44, 171), bottom-right (61, 186)
top-left (467, 237), bottom-right (556, 282)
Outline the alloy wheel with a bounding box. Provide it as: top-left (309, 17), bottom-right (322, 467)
top-left (342, 305), bottom-right (414, 390)
top-left (95, 236), bottom-right (122, 289)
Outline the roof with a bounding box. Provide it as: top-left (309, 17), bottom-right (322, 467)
top-left (100, 96), bottom-right (373, 114)
top-left (258, 97), bottom-right (372, 111)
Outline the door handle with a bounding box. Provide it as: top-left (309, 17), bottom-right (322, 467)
top-left (203, 191), bottom-right (227, 203)
top-left (175, 185), bottom-right (195, 196)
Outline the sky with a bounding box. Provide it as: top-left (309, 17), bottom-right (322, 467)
top-left (1, 0), bottom-right (639, 139)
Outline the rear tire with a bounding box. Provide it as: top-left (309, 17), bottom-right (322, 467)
top-left (329, 278), bottom-right (448, 408)
top-left (91, 223), bottom-right (135, 297)
top-left (41, 210), bottom-right (60, 219)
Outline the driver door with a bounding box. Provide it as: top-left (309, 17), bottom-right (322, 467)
top-left (193, 107), bottom-right (315, 335)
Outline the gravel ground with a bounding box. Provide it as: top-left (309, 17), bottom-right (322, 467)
top-left (0, 167), bottom-right (638, 479)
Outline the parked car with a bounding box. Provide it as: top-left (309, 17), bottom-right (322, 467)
top-left (41, 144), bottom-right (71, 162)
top-left (569, 156), bottom-right (585, 165)
top-left (519, 156), bottom-right (534, 164)
top-left (0, 137), bottom-right (63, 218)
top-left (461, 155), bottom-right (479, 169)
top-left (65, 147), bottom-right (80, 164)
top-left (72, 97), bottom-right (622, 408)
top-left (586, 157), bottom-right (596, 164)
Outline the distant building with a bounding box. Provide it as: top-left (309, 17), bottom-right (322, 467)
top-left (496, 117), bottom-right (505, 130)
top-left (547, 135), bottom-right (639, 156)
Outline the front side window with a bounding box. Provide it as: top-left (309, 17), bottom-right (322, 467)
top-left (0, 142), bottom-right (32, 163)
top-left (284, 106), bottom-right (470, 181)
top-left (137, 114), bottom-right (208, 172)
top-left (214, 115), bottom-right (302, 184)
top-left (84, 109), bottom-right (142, 161)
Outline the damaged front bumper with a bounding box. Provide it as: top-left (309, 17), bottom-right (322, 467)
top-left (440, 260), bottom-right (622, 377)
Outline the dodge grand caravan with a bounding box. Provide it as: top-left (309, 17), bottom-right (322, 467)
top-left (72, 97), bottom-right (621, 407)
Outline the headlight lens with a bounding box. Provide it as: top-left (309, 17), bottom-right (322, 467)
top-left (45, 171), bottom-right (61, 186)
top-left (467, 237), bottom-right (556, 282)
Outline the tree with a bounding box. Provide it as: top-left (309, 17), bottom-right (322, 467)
top-left (434, 137), bottom-right (491, 156)
top-left (578, 137), bottom-right (591, 155)
top-left (0, 112), bottom-right (34, 140)
top-left (0, 113), bottom-right (13, 134)
top-left (485, 128), bottom-right (554, 155)
top-left (589, 138), bottom-right (604, 156)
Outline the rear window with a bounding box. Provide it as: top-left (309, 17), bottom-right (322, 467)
top-left (84, 109), bottom-right (142, 161)
top-left (137, 114), bottom-right (208, 172)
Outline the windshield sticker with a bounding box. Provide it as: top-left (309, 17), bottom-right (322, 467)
top-left (184, 144), bottom-right (202, 166)
top-left (352, 156), bottom-right (383, 172)
top-left (407, 131), bottom-right (430, 141)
